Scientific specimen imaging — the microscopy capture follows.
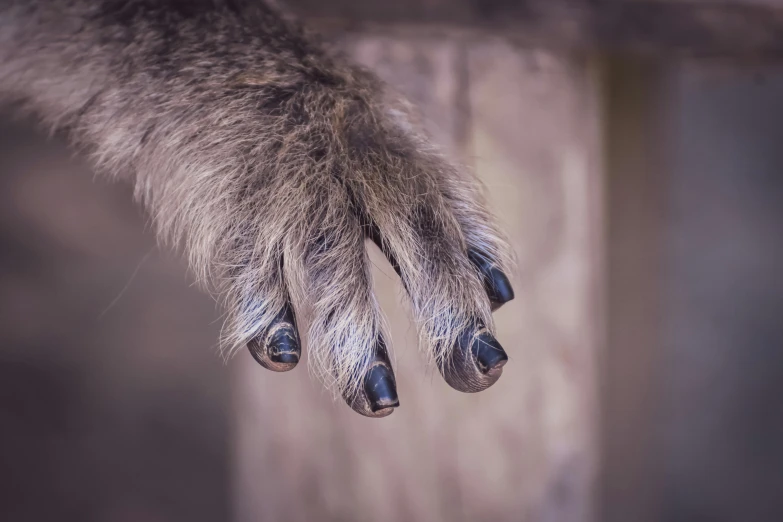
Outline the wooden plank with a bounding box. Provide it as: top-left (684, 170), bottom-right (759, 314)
top-left (466, 43), bottom-right (602, 522)
top-left (598, 56), bottom-right (669, 522)
top-left (289, 0), bottom-right (783, 58)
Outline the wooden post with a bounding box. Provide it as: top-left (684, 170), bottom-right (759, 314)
top-left (598, 55), bottom-right (669, 522)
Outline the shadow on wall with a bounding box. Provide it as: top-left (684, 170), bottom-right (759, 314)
top-left (658, 64), bottom-right (783, 522)
top-left (0, 118), bottom-right (231, 522)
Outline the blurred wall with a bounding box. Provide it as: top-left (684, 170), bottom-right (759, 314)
top-left (0, 121), bottom-right (231, 522)
top-left (600, 60), bottom-right (783, 522)
top-left (659, 63), bottom-right (783, 522)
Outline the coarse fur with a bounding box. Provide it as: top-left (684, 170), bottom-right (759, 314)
top-left (0, 0), bottom-right (513, 400)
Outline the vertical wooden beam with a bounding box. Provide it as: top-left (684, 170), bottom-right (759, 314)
top-left (598, 55), bottom-right (669, 522)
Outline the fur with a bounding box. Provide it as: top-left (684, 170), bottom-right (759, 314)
top-left (0, 0), bottom-right (513, 399)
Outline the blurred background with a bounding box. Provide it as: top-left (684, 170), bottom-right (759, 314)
top-left (1, 1), bottom-right (783, 521)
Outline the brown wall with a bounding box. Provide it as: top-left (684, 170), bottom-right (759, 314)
top-left (0, 121), bottom-right (231, 521)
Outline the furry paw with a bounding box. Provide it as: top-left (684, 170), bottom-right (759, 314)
top-left (1, 0), bottom-right (515, 417)
top-left (143, 60), bottom-right (514, 417)
top-left (217, 87), bottom-right (515, 417)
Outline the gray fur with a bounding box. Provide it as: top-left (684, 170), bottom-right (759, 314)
top-left (0, 0), bottom-right (513, 399)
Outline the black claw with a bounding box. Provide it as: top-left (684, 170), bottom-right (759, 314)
top-left (470, 331), bottom-right (508, 376)
top-left (269, 349), bottom-right (299, 366)
top-left (248, 305), bottom-right (301, 372)
top-left (364, 364), bottom-right (400, 412)
top-left (267, 325), bottom-right (300, 365)
top-left (468, 250), bottom-right (515, 310)
top-left (440, 322), bottom-right (508, 393)
top-left (344, 338), bottom-right (399, 417)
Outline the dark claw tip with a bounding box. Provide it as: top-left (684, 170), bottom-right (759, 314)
top-left (268, 327), bottom-right (300, 364)
top-left (486, 269), bottom-right (515, 307)
top-left (440, 324), bottom-right (508, 393)
top-left (248, 322), bottom-right (300, 372)
top-left (471, 331), bottom-right (508, 376)
top-left (468, 250), bottom-right (515, 310)
top-left (364, 364), bottom-right (400, 413)
top-left (269, 350), bottom-right (299, 365)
